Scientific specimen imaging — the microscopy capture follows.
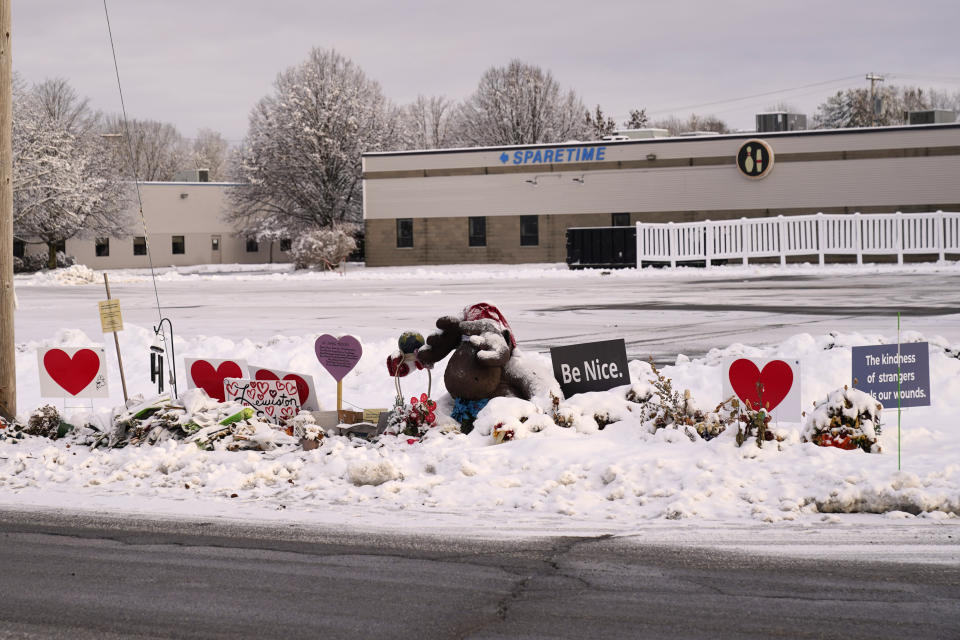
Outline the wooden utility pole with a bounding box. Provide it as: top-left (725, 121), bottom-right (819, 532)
top-left (866, 73), bottom-right (884, 127)
top-left (0, 0), bottom-right (14, 420)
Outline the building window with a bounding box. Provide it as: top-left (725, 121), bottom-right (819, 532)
top-left (280, 238), bottom-right (292, 252)
top-left (133, 236), bottom-right (147, 255)
top-left (172, 235), bottom-right (185, 255)
top-left (468, 217), bottom-right (486, 247)
top-left (211, 236), bottom-right (220, 251)
top-left (13, 239), bottom-right (25, 259)
top-left (611, 212), bottom-right (630, 226)
top-left (246, 237), bottom-right (259, 253)
top-left (95, 237), bottom-right (109, 257)
top-left (520, 215), bottom-right (539, 246)
top-left (53, 240), bottom-right (66, 255)
top-left (396, 218), bottom-right (413, 248)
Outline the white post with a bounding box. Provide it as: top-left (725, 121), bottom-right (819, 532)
top-left (777, 215), bottom-right (786, 266)
top-left (936, 210), bottom-right (945, 262)
top-left (895, 211), bottom-right (903, 265)
top-left (816, 212), bottom-right (825, 266)
top-left (854, 212), bottom-right (863, 265)
top-left (740, 217), bottom-right (748, 265)
top-left (705, 220), bottom-right (713, 269)
top-left (668, 222), bottom-right (677, 268)
top-left (635, 221), bottom-right (642, 269)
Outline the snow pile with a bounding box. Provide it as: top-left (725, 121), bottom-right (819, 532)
top-left (3, 331), bottom-right (959, 528)
top-left (17, 264), bottom-right (98, 286)
top-left (802, 386), bottom-right (883, 452)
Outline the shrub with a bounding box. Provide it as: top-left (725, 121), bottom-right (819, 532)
top-left (291, 226), bottom-right (357, 270)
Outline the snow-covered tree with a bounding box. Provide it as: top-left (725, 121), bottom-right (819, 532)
top-left (454, 60), bottom-right (589, 146)
top-left (192, 127), bottom-right (229, 180)
top-left (13, 78), bottom-right (131, 268)
top-left (623, 108), bottom-right (649, 129)
top-left (227, 48), bottom-right (405, 239)
top-left (584, 105), bottom-right (616, 139)
top-left (812, 85), bottom-right (932, 129)
top-left (404, 95), bottom-right (456, 150)
top-left (102, 115), bottom-right (190, 181)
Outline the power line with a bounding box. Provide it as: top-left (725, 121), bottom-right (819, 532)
top-left (644, 74), bottom-right (864, 116)
top-left (103, 0), bottom-right (165, 323)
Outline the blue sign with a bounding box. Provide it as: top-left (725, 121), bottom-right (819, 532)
top-left (851, 342), bottom-right (930, 408)
top-left (499, 146), bottom-right (608, 166)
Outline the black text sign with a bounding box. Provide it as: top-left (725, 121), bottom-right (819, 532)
top-left (551, 339), bottom-right (630, 397)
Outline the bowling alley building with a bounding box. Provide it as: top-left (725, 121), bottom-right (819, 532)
top-left (361, 120), bottom-right (960, 266)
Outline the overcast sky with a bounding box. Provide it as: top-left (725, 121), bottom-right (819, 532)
top-left (11, 1), bottom-right (960, 144)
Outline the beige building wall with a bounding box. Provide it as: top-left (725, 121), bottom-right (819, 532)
top-left (38, 182), bottom-right (292, 269)
top-left (363, 125), bottom-right (960, 266)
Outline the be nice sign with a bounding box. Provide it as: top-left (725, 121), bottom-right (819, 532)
top-left (551, 339), bottom-right (630, 397)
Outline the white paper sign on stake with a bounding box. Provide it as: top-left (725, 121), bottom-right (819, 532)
top-left (248, 364), bottom-right (319, 411)
top-left (37, 347), bottom-right (109, 398)
top-left (183, 357), bottom-right (250, 403)
top-left (721, 357), bottom-right (802, 422)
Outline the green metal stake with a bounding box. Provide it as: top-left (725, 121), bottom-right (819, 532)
top-left (897, 311), bottom-right (901, 471)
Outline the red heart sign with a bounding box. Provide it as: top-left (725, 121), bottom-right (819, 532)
top-left (728, 359), bottom-right (793, 412)
top-left (190, 360), bottom-right (243, 402)
top-left (255, 369), bottom-right (309, 406)
top-left (43, 348), bottom-right (100, 396)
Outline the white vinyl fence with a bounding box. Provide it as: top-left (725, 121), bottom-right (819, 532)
top-left (636, 211), bottom-right (960, 268)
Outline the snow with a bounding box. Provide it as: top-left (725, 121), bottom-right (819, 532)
top-left (4, 261), bottom-right (960, 544)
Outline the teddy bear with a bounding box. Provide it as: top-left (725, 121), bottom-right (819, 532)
top-left (414, 303), bottom-right (560, 433)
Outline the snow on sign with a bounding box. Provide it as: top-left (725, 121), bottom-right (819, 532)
top-left (550, 339), bottom-right (629, 397)
top-left (852, 342), bottom-right (930, 408)
top-left (722, 358), bottom-right (802, 422)
top-left (37, 347), bottom-right (109, 398)
top-left (250, 365), bottom-right (319, 410)
top-left (184, 357), bottom-right (249, 402)
top-left (223, 378), bottom-right (301, 424)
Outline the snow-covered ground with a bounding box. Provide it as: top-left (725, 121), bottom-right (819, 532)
top-left (4, 261), bottom-right (960, 547)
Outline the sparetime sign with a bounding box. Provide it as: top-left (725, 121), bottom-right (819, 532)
top-left (851, 342), bottom-right (930, 408)
top-left (499, 146), bottom-right (608, 166)
top-left (550, 339), bottom-right (630, 397)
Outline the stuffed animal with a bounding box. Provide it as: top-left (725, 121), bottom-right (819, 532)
top-left (416, 303), bottom-right (560, 432)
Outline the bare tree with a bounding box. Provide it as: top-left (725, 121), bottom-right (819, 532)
top-left (102, 116), bottom-right (190, 181)
top-left (404, 95), bottom-right (455, 150)
top-left (653, 113), bottom-right (730, 135)
top-left (454, 59), bottom-right (589, 146)
top-left (228, 48), bottom-right (405, 241)
top-left (13, 78), bottom-right (131, 268)
top-left (584, 105), bottom-right (616, 139)
top-left (192, 127), bottom-right (229, 180)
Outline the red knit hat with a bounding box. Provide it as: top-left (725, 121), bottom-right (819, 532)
top-left (462, 303), bottom-right (516, 348)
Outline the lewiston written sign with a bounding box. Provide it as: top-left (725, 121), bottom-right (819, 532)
top-left (498, 146), bottom-right (608, 165)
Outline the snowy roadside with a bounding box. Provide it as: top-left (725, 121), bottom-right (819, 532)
top-left (5, 263), bottom-right (960, 538)
top-left (3, 329), bottom-right (959, 535)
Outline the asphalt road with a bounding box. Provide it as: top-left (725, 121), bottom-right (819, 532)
top-left (0, 512), bottom-right (957, 639)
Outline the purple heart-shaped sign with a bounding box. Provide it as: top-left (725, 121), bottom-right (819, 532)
top-left (314, 334), bottom-right (363, 381)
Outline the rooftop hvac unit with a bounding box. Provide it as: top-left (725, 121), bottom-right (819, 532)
top-left (755, 112), bottom-right (807, 132)
top-left (908, 110), bottom-right (956, 125)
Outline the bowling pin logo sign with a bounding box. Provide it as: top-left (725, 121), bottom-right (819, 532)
top-left (736, 139), bottom-right (774, 179)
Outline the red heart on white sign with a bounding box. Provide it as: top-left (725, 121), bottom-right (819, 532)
top-left (728, 359), bottom-right (793, 412)
top-left (43, 348), bottom-right (100, 396)
top-left (191, 360), bottom-right (243, 402)
top-left (255, 369), bottom-right (309, 406)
